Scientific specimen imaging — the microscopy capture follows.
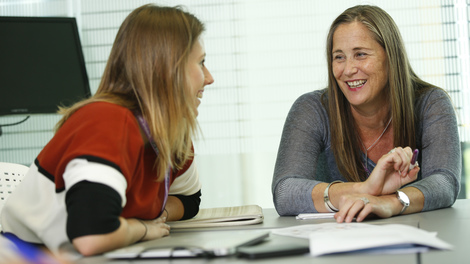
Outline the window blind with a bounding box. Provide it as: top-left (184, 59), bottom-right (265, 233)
top-left (0, 0), bottom-right (468, 207)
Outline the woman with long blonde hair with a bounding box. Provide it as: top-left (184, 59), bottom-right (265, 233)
top-left (1, 4), bottom-right (214, 257)
top-left (272, 5), bottom-right (460, 222)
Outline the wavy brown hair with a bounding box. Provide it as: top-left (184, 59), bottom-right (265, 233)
top-left (324, 5), bottom-right (433, 181)
top-left (55, 4), bottom-right (204, 181)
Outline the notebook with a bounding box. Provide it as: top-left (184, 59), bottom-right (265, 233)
top-left (168, 205), bottom-right (264, 229)
top-left (104, 229), bottom-right (269, 259)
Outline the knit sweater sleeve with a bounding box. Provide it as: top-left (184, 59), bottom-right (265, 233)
top-left (272, 90), bottom-right (330, 215)
top-left (407, 88), bottom-right (461, 211)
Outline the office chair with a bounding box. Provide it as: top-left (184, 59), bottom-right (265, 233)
top-left (0, 162), bottom-right (28, 215)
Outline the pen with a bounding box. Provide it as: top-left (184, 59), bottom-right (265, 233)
top-left (409, 149), bottom-right (419, 171)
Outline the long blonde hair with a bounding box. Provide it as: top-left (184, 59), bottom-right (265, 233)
top-left (56, 4), bottom-right (204, 181)
top-left (324, 5), bottom-right (432, 181)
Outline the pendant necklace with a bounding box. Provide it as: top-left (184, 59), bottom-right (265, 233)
top-left (359, 117), bottom-right (392, 176)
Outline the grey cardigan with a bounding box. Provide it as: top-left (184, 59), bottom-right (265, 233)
top-left (272, 88), bottom-right (461, 215)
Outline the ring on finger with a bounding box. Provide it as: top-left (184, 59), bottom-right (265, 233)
top-left (388, 148), bottom-right (396, 154)
top-left (360, 197), bottom-right (369, 205)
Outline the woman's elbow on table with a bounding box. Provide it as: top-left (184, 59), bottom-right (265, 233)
top-left (71, 217), bottom-right (134, 256)
top-left (72, 235), bottom-right (111, 256)
top-left (272, 192), bottom-right (298, 216)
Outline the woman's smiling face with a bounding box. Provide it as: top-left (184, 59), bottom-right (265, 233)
top-left (187, 38), bottom-right (214, 116)
top-left (332, 21), bottom-right (389, 109)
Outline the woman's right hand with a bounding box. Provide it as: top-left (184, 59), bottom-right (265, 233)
top-left (72, 216), bottom-right (170, 256)
top-left (360, 147), bottom-right (420, 196)
top-left (139, 216), bottom-right (170, 241)
top-left (335, 193), bottom-right (401, 223)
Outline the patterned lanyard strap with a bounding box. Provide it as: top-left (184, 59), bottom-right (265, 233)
top-left (134, 111), bottom-right (170, 217)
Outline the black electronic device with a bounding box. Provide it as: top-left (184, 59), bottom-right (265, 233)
top-left (237, 234), bottom-right (310, 259)
top-left (0, 16), bottom-right (91, 116)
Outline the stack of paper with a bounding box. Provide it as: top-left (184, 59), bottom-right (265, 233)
top-left (271, 222), bottom-right (452, 256)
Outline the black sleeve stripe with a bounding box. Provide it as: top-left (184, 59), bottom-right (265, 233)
top-left (173, 190), bottom-right (202, 220)
top-left (35, 158), bottom-right (55, 183)
top-left (76, 155), bottom-right (123, 174)
top-left (36, 155), bottom-right (122, 176)
top-left (36, 158), bottom-right (66, 193)
top-left (36, 156), bottom-right (123, 193)
top-left (65, 181), bottom-right (122, 241)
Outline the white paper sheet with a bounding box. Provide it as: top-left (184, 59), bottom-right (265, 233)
top-left (271, 222), bottom-right (453, 257)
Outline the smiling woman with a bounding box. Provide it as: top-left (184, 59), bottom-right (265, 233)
top-left (331, 21), bottom-right (393, 174)
top-left (0, 3), bottom-right (214, 259)
top-left (272, 5), bottom-right (461, 224)
top-left (332, 21), bottom-right (389, 110)
top-left (187, 38), bottom-right (214, 116)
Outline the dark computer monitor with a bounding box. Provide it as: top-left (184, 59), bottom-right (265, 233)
top-left (0, 16), bottom-right (91, 116)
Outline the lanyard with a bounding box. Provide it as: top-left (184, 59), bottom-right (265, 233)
top-left (134, 112), bottom-right (170, 217)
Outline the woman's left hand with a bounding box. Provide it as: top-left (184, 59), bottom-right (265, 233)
top-left (363, 147), bottom-right (420, 196)
top-left (334, 194), bottom-right (396, 223)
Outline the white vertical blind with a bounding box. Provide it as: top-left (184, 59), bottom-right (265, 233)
top-left (0, 0), bottom-right (469, 208)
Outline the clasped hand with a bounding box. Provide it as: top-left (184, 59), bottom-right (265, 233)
top-left (140, 215), bottom-right (170, 241)
top-left (335, 147), bottom-right (420, 223)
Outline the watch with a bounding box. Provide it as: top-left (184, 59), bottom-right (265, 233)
top-left (396, 190), bottom-right (410, 215)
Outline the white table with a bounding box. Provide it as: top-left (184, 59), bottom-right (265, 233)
top-left (77, 199), bottom-right (470, 264)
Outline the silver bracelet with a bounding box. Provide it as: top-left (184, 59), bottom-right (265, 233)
top-left (323, 180), bottom-right (343, 212)
top-left (137, 219), bottom-right (148, 241)
top-left (164, 208), bottom-right (169, 220)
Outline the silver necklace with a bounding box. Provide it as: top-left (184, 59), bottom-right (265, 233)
top-left (359, 117), bottom-right (392, 175)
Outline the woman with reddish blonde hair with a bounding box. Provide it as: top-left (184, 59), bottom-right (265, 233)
top-left (1, 4), bottom-right (214, 258)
